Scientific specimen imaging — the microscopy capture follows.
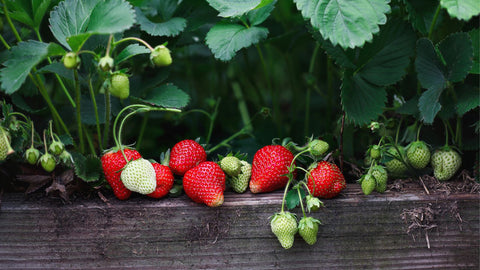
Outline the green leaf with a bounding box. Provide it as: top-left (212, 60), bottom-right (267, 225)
top-left (402, 0), bottom-right (440, 35)
top-left (205, 22), bottom-right (268, 61)
top-left (357, 20), bottom-right (416, 86)
top-left (206, 0), bottom-right (262, 17)
top-left (138, 84), bottom-right (190, 109)
top-left (49, 0), bottom-right (136, 51)
top-left (456, 86), bottom-right (480, 116)
top-left (0, 41), bottom-right (65, 94)
top-left (418, 87), bottom-right (443, 123)
top-left (469, 29), bottom-right (479, 74)
top-left (246, 0), bottom-right (276, 26)
top-left (294, 0), bottom-right (391, 49)
top-left (5, 0), bottom-right (55, 28)
top-left (396, 96), bottom-right (420, 116)
top-left (341, 73), bottom-right (387, 125)
top-left (437, 32), bottom-right (473, 82)
top-left (81, 94), bottom-right (105, 125)
top-left (285, 188), bottom-right (305, 210)
top-left (38, 62), bottom-right (74, 82)
top-left (440, 0), bottom-right (480, 21)
top-left (71, 152), bottom-right (102, 182)
top-left (115, 44), bottom-right (150, 65)
top-left (135, 7), bottom-right (187, 37)
top-left (316, 36), bottom-right (356, 69)
top-left (415, 38), bottom-right (447, 91)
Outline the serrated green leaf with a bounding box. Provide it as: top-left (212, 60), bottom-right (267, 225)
top-left (58, 133), bottom-right (74, 146)
top-left (294, 0), bottom-right (391, 49)
top-left (469, 29), bottom-right (479, 74)
top-left (415, 38), bottom-right (447, 91)
top-left (71, 152), bottom-right (102, 182)
top-left (285, 189), bottom-right (300, 210)
top-left (49, 0), bottom-right (136, 51)
top-left (315, 35), bottom-right (356, 69)
top-left (456, 86), bottom-right (480, 116)
top-left (205, 22), bottom-right (268, 61)
top-left (440, 0), bottom-right (480, 21)
top-left (341, 73), bottom-right (387, 125)
top-left (418, 86), bottom-right (443, 123)
top-left (38, 62), bottom-right (74, 82)
top-left (357, 20), bottom-right (416, 86)
top-left (396, 96), bottom-right (420, 116)
top-left (437, 32), bottom-right (473, 82)
top-left (5, 0), bottom-right (55, 28)
top-left (115, 44), bottom-right (150, 65)
top-left (0, 41), bottom-right (65, 94)
top-left (246, 0), bottom-right (276, 26)
top-left (135, 7), bottom-right (187, 37)
top-left (206, 0), bottom-right (262, 17)
top-left (138, 84), bottom-right (190, 109)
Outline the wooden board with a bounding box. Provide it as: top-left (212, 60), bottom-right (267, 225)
top-left (0, 183), bottom-right (478, 269)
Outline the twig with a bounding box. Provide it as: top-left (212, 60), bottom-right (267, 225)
top-left (419, 177), bottom-right (430, 195)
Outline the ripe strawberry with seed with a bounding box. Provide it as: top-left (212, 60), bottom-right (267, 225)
top-left (270, 211), bottom-right (298, 249)
top-left (250, 145), bottom-right (295, 193)
top-left (183, 161), bottom-right (226, 207)
top-left (406, 141), bottom-right (431, 169)
top-left (147, 162), bottom-right (175, 199)
top-left (101, 148), bottom-right (141, 200)
top-left (169, 140), bottom-right (207, 176)
top-left (431, 147), bottom-right (462, 181)
top-left (307, 161), bottom-right (346, 199)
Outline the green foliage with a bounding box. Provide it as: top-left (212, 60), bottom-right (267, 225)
top-left (4, 0), bottom-right (57, 30)
top-left (71, 152), bottom-right (102, 182)
top-left (137, 84), bottom-right (190, 109)
top-left (440, 0), bottom-right (480, 21)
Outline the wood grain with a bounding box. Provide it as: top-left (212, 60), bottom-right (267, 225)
top-left (0, 183), bottom-right (478, 269)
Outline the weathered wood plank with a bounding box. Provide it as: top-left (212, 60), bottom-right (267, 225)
top-left (0, 184), bottom-right (478, 269)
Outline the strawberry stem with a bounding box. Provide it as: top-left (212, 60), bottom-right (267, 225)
top-left (113, 37), bottom-right (154, 52)
top-left (297, 187), bottom-right (307, 218)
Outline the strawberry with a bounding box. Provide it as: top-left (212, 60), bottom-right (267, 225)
top-left (183, 161), bottom-right (226, 207)
top-left (39, 152), bottom-right (56, 172)
top-left (231, 160), bottom-right (252, 193)
top-left (109, 73), bottom-right (129, 100)
top-left (150, 45), bottom-right (172, 67)
top-left (49, 141), bottom-right (65, 156)
top-left (98, 55), bottom-right (114, 71)
top-left (270, 211), bottom-right (298, 249)
top-left (305, 195), bottom-right (323, 212)
top-left (63, 52), bottom-right (80, 69)
top-left (220, 156), bottom-right (241, 176)
top-left (25, 146), bottom-right (40, 165)
top-left (298, 217), bottom-right (321, 245)
top-left (406, 141), bottom-right (431, 169)
top-left (371, 165), bottom-right (388, 193)
top-left (147, 162), bottom-right (174, 199)
top-left (101, 148), bottom-right (141, 200)
top-left (308, 139), bottom-right (329, 157)
top-left (369, 145), bottom-right (381, 160)
top-left (0, 127), bottom-right (14, 161)
top-left (385, 146), bottom-right (408, 178)
top-left (431, 147), bottom-right (462, 181)
top-left (250, 145), bottom-right (295, 193)
top-left (307, 161), bottom-right (346, 199)
top-left (169, 139), bottom-right (207, 176)
top-left (121, 158), bottom-right (157, 194)
top-left (361, 174), bottom-right (376, 195)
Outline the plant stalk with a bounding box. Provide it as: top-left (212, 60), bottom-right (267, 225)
top-left (73, 69), bottom-right (84, 153)
top-left (88, 77), bottom-right (103, 152)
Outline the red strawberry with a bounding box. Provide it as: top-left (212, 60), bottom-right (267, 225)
top-left (183, 161), bottom-right (226, 207)
top-left (307, 161), bottom-right (346, 199)
top-left (147, 163), bottom-right (175, 199)
top-left (250, 145), bottom-right (295, 193)
top-left (169, 140), bottom-right (207, 176)
top-left (101, 148), bottom-right (141, 200)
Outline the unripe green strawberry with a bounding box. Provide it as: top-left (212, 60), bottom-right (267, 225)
top-left (220, 156), bottom-right (241, 176)
top-left (406, 141), bottom-right (431, 169)
top-left (306, 195), bottom-right (323, 212)
top-left (385, 146), bottom-right (408, 178)
top-left (298, 217), bottom-right (321, 245)
top-left (371, 165), bottom-right (388, 193)
top-left (98, 56), bottom-right (114, 71)
top-left (109, 73), bottom-right (130, 99)
top-left (58, 150), bottom-right (73, 167)
top-left (49, 141), bottom-right (65, 156)
top-left (231, 160), bottom-right (251, 193)
top-left (39, 153), bottom-right (56, 172)
top-left (150, 45), bottom-right (172, 67)
top-left (25, 146), bottom-right (41, 165)
top-left (309, 139), bottom-right (329, 157)
top-left (370, 145), bottom-right (381, 160)
top-left (121, 158), bottom-right (157, 194)
top-left (0, 127), bottom-right (14, 161)
top-left (270, 212), bottom-right (297, 249)
top-left (431, 148), bottom-right (462, 181)
top-left (63, 52), bottom-right (80, 69)
top-left (361, 174), bottom-right (376, 195)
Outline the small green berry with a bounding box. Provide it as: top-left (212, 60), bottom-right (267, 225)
top-left (25, 147), bottom-right (41, 165)
top-left (150, 45), bottom-right (172, 67)
top-left (49, 141), bottom-right (65, 156)
top-left (39, 153), bottom-right (56, 172)
top-left (63, 52), bottom-right (80, 69)
top-left (220, 156), bottom-right (241, 177)
top-left (309, 139), bottom-right (329, 157)
top-left (98, 56), bottom-right (114, 71)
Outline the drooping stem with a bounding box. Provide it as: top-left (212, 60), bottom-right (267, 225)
top-left (73, 69), bottom-right (84, 153)
top-left (88, 77), bottom-right (103, 152)
top-left (297, 187), bottom-right (307, 218)
top-left (428, 5), bottom-right (442, 39)
top-left (416, 123), bottom-right (423, 142)
top-left (113, 37), bottom-right (154, 51)
top-left (135, 112), bottom-right (150, 151)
